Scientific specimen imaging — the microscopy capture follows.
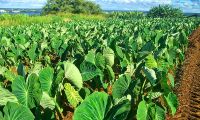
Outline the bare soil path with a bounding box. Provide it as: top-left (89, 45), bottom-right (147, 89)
top-left (168, 27), bottom-right (200, 120)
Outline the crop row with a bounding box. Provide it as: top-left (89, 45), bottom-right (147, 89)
top-left (0, 18), bottom-right (200, 120)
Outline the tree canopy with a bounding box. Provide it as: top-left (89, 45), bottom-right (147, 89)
top-left (147, 5), bottom-right (184, 18)
top-left (42, 0), bottom-right (102, 14)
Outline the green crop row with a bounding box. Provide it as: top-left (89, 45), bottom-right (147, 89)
top-left (0, 17), bottom-right (200, 120)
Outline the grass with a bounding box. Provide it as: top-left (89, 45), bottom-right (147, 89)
top-left (0, 13), bottom-right (106, 27)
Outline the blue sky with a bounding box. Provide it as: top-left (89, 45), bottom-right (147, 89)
top-left (0, 0), bottom-right (200, 13)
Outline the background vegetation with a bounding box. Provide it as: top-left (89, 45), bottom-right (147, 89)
top-left (147, 5), bottom-right (184, 18)
top-left (42, 0), bottom-right (102, 14)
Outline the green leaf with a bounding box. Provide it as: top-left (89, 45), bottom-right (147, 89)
top-left (105, 99), bottom-right (131, 120)
top-left (106, 65), bottom-right (115, 82)
top-left (167, 73), bottom-right (175, 88)
top-left (40, 92), bottom-right (55, 110)
top-left (64, 61), bottom-right (83, 89)
top-left (80, 61), bottom-right (102, 81)
top-left (145, 54), bottom-right (157, 69)
top-left (64, 83), bottom-right (83, 108)
top-left (143, 67), bottom-right (157, 86)
top-left (95, 52), bottom-right (106, 70)
top-left (115, 45), bottom-right (124, 59)
top-left (112, 74), bottom-right (132, 99)
top-left (0, 86), bottom-right (18, 106)
top-left (137, 35), bottom-right (143, 48)
top-left (29, 62), bottom-right (42, 75)
top-left (4, 70), bottom-right (17, 82)
top-left (103, 47), bottom-right (115, 67)
top-left (17, 63), bottom-right (25, 78)
top-left (147, 92), bottom-right (163, 99)
top-left (165, 92), bottom-right (178, 116)
top-left (155, 105), bottom-right (165, 120)
top-left (73, 92), bottom-right (111, 120)
top-left (137, 100), bottom-right (148, 120)
top-left (12, 74), bottom-right (42, 108)
top-left (39, 67), bottom-right (54, 93)
top-left (28, 43), bottom-right (37, 61)
top-left (85, 50), bottom-right (96, 64)
top-left (1, 102), bottom-right (34, 120)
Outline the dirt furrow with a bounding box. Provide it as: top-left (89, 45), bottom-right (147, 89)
top-left (169, 27), bottom-right (200, 120)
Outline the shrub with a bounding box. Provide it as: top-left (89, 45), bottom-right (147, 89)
top-left (42, 0), bottom-right (102, 15)
top-left (147, 5), bottom-right (183, 18)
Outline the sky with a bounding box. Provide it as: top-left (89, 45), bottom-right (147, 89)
top-left (0, 0), bottom-right (200, 13)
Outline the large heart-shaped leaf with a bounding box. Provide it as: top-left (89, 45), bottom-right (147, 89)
top-left (112, 74), bottom-right (132, 99)
top-left (103, 47), bottom-right (115, 67)
top-left (0, 86), bottom-right (18, 106)
top-left (64, 61), bottom-right (83, 89)
top-left (145, 54), bottom-right (157, 69)
top-left (1, 102), bottom-right (34, 120)
top-left (40, 92), bottom-right (55, 110)
top-left (95, 52), bottom-right (106, 70)
top-left (80, 61), bottom-right (102, 81)
top-left (85, 50), bottom-right (96, 64)
top-left (154, 105), bottom-right (165, 120)
top-left (137, 100), bottom-right (148, 120)
top-left (73, 92), bottom-right (111, 120)
top-left (28, 43), bottom-right (37, 61)
top-left (105, 99), bottom-right (131, 120)
top-left (64, 83), bottom-right (83, 108)
top-left (143, 67), bottom-right (157, 86)
top-left (39, 67), bottom-right (54, 93)
top-left (106, 65), bottom-right (115, 82)
top-left (165, 92), bottom-right (178, 115)
top-left (12, 74), bottom-right (42, 108)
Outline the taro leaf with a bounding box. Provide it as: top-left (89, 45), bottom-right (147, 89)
top-left (28, 43), bottom-right (37, 61)
top-left (125, 64), bottom-right (135, 76)
top-left (64, 61), bottom-right (83, 89)
top-left (85, 50), bottom-right (96, 64)
top-left (0, 67), bottom-right (7, 75)
top-left (40, 92), bottom-right (55, 110)
top-left (155, 105), bottom-right (165, 120)
top-left (137, 100), bottom-right (148, 120)
top-left (179, 30), bottom-right (188, 45)
top-left (147, 92), bottom-right (163, 99)
top-left (73, 92), bottom-right (111, 120)
top-left (4, 70), bottom-right (17, 82)
top-left (29, 62), bottom-right (42, 75)
top-left (17, 63), bottom-right (25, 78)
top-left (1, 102), bottom-right (34, 120)
top-left (103, 47), bottom-right (115, 67)
top-left (39, 67), bottom-right (54, 93)
top-left (95, 52), bottom-right (106, 70)
top-left (106, 65), bottom-right (115, 82)
top-left (0, 86), bottom-right (18, 106)
top-left (12, 74), bottom-right (42, 109)
top-left (80, 61), bottom-right (102, 81)
top-left (112, 74), bottom-right (132, 99)
top-left (0, 112), bottom-right (3, 120)
top-left (143, 67), bottom-right (157, 86)
top-left (105, 99), bottom-right (131, 120)
top-left (140, 41), bottom-right (155, 53)
top-left (64, 83), bottom-right (83, 108)
top-left (165, 92), bottom-right (178, 116)
top-left (137, 35), bottom-right (143, 48)
top-left (148, 104), bottom-right (165, 120)
top-left (145, 54), bottom-right (157, 69)
top-left (167, 73), bottom-right (175, 88)
top-left (54, 69), bottom-right (64, 88)
top-left (115, 45), bottom-right (124, 59)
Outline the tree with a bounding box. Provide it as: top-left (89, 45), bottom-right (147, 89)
top-left (42, 0), bottom-right (102, 14)
top-left (147, 5), bottom-right (183, 18)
